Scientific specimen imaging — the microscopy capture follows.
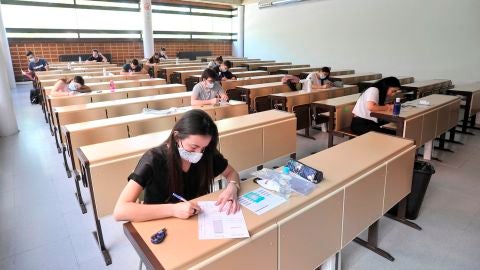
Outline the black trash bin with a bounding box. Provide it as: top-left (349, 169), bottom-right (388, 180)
top-left (388, 160), bottom-right (435, 220)
top-left (405, 161), bottom-right (435, 219)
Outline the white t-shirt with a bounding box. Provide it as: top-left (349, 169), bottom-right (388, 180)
top-left (352, 87), bottom-right (379, 122)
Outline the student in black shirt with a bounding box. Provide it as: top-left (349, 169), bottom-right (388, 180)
top-left (113, 110), bottom-right (241, 222)
top-left (86, 49), bottom-right (107, 63)
top-left (121, 59), bottom-right (144, 75)
top-left (214, 60), bottom-right (236, 81)
top-left (159, 47), bottom-right (168, 59)
top-left (148, 52), bottom-right (161, 64)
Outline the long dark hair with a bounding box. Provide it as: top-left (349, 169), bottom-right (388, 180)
top-left (371, 76), bottom-right (401, 105)
top-left (164, 109), bottom-right (219, 198)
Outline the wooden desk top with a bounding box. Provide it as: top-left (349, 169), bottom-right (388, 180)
top-left (40, 74), bottom-right (149, 85)
top-left (44, 78), bottom-right (166, 92)
top-left (448, 82), bottom-right (480, 93)
top-left (63, 103), bottom-right (246, 133)
top-left (270, 85), bottom-right (357, 98)
top-left (260, 64), bottom-right (309, 69)
top-left (161, 65), bottom-right (206, 71)
top-left (236, 81), bottom-right (284, 90)
top-left (373, 94), bottom-right (460, 120)
top-left (361, 76), bottom-right (414, 84)
top-left (313, 93), bottom-right (361, 107)
top-left (54, 90), bottom-right (191, 113)
top-left (331, 72), bottom-right (382, 79)
top-left (402, 79), bottom-right (452, 88)
top-left (231, 71), bottom-right (268, 76)
top-left (124, 132), bottom-right (414, 270)
top-left (79, 110), bottom-right (294, 165)
top-left (48, 84), bottom-right (185, 101)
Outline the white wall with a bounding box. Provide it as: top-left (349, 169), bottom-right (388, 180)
top-left (244, 0), bottom-right (480, 84)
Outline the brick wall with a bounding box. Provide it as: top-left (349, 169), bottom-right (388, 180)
top-left (8, 39), bottom-right (233, 81)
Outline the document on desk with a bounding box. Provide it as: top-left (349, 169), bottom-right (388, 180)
top-left (239, 187), bottom-right (286, 215)
top-left (198, 201), bottom-right (250, 240)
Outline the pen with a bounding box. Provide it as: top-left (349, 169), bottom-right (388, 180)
top-left (172, 192), bottom-right (187, 202)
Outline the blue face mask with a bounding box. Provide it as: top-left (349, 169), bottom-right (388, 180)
top-left (68, 81), bottom-right (77, 91)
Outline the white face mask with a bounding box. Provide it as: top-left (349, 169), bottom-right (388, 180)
top-left (68, 81), bottom-right (77, 91)
top-left (220, 67), bottom-right (227, 72)
top-left (29, 58), bottom-right (35, 63)
top-left (178, 146), bottom-right (203, 163)
top-left (320, 74), bottom-right (327, 79)
top-left (206, 82), bottom-right (215, 89)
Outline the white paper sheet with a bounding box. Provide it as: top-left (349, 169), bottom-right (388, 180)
top-left (198, 201), bottom-right (250, 240)
top-left (239, 187), bottom-right (287, 215)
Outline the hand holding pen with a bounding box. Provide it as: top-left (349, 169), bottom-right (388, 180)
top-left (172, 193), bottom-right (200, 219)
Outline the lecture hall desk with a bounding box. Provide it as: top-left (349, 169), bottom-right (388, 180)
top-left (123, 132), bottom-right (416, 270)
top-left (76, 110), bottom-right (297, 265)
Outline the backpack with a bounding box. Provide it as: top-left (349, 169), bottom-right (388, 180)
top-left (30, 88), bottom-right (42, 104)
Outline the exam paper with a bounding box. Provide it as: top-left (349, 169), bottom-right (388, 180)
top-left (239, 187), bottom-right (287, 215)
top-left (198, 201), bottom-right (250, 240)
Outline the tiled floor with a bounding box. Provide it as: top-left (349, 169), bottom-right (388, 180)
top-left (0, 83), bottom-right (479, 270)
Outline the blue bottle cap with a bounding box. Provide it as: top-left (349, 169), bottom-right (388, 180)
top-left (283, 166), bottom-right (290, 174)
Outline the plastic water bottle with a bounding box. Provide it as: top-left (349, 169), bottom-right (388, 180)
top-left (176, 57), bottom-right (179, 64)
top-left (67, 62), bottom-right (71, 70)
top-left (103, 67), bottom-right (107, 77)
top-left (278, 167), bottom-right (292, 199)
top-left (78, 56), bottom-right (82, 63)
top-left (393, 97), bottom-right (401, 116)
top-left (109, 80), bottom-right (116, 92)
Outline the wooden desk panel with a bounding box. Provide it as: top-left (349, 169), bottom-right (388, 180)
top-left (91, 92), bottom-right (128, 102)
top-left (342, 165), bottom-right (386, 247)
top-left (403, 116), bottom-right (423, 147)
top-left (420, 110), bottom-right (438, 146)
top-left (263, 118), bottom-right (297, 162)
top-left (106, 103), bottom-right (147, 118)
top-left (128, 116), bottom-right (177, 137)
top-left (193, 224), bottom-right (278, 270)
top-left (278, 191), bottom-right (343, 270)
top-left (383, 148), bottom-right (416, 213)
top-left (219, 128), bottom-right (263, 171)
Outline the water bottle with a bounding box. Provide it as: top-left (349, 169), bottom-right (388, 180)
top-left (67, 62), bottom-right (71, 70)
top-left (109, 80), bottom-right (116, 92)
top-left (278, 167), bottom-right (292, 199)
top-left (78, 56), bottom-right (82, 63)
top-left (103, 67), bottom-right (107, 77)
top-left (176, 57), bottom-right (179, 64)
top-left (393, 97), bottom-right (401, 116)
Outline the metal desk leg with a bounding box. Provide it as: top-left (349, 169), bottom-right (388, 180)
top-left (353, 221), bottom-right (395, 261)
top-left (385, 198), bottom-right (422, 231)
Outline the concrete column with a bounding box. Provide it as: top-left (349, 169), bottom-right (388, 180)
top-left (0, 1), bottom-right (16, 88)
top-left (0, 1), bottom-right (18, 137)
top-left (233, 5), bottom-right (245, 57)
top-left (141, 0), bottom-right (154, 58)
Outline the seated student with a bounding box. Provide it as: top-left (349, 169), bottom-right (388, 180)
top-left (121, 59), bottom-right (144, 75)
top-left (213, 60), bottom-right (236, 81)
top-left (148, 52), bottom-right (161, 65)
top-left (305, 67), bottom-right (333, 89)
top-left (350, 76), bottom-right (401, 135)
top-left (50, 76), bottom-right (91, 97)
top-left (281, 75), bottom-right (300, 91)
top-left (86, 49), bottom-right (108, 63)
top-left (191, 69), bottom-right (228, 106)
top-left (207, 56), bottom-right (223, 69)
top-left (21, 51), bottom-right (49, 81)
top-left (159, 47), bottom-right (168, 59)
top-left (113, 109), bottom-right (241, 222)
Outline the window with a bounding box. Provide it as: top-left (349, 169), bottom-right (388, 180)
top-left (1, 0), bottom-right (236, 40)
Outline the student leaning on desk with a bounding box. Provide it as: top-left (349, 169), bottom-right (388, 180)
top-left (191, 69), bottom-right (229, 106)
top-left (351, 76), bottom-right (400, 135)
top-left (50, 76), bottom-right (91, 97)
top-left (113, 110), bottom-right (241, 222)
